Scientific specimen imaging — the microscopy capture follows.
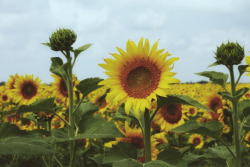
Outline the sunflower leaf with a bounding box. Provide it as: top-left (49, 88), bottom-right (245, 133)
top-left (112, 158), bottom-right (142, 167)
top-left (73, 43), bottom-right (92, 59)
top-left (243, 115), bottom-right (250, 130)
top-left (157, 94), bottom-right (212, 112)
top-left (50, 57), bottom-right (68, 81)
top-left (171, 121), bottom-right (223, 139)
top-left (76, 77), bottom-right (103, 98)
top-left (157, 148), bottom-right (187, 166)
top-left (0, 122), bottom-right (54, 155)
top-left (218, 91), bottom-right (234, 102)
top-left (17, 98), bottom-right (55, 114)
top-left (196, 71), bottom-right (228, 88)
top-left (238, 65), bottom-right (248, 76)
top-left (235, 87), bottom-right (249, 102)
top-left (144, 160), bottom-right (176, 167)
top-left (238, 100), bottom-right (250, 122)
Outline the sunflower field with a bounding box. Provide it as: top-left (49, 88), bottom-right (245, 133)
top-left (0, 28), bottom-right (250, 167)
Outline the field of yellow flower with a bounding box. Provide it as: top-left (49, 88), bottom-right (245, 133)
top-left (0, 29), bottom-right (250, 167)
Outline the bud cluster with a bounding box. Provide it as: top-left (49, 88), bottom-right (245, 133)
top-left (215, 41), bottom-right (244, 66)
top-left (49, 28), bottom-right (77, 51)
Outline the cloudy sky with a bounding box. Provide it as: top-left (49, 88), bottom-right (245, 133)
top-left (1, 0), bottom-right (250, 84)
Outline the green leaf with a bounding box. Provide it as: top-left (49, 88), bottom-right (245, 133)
top-left (238, 65), bottom-right (248, 76)
top-left (218, 91), bottom-right (234, 102)
top-left (113, 158), bottom-right (142, 167)
top-left (0, 136), bottom-right (54, 155)
top-left (0, 122), bottom-right (54, 155)
top-left (76, 77), bottom-right (103, 98)
top-left (196, 71), bottom-right (228, 88)
top-left (102, 143), bottom-right (137, 164)
top-left (157, 94), bottom-right (212, 112)
top-left (205, 146), bottom-right (234, 167)
top-left (73, 43), bottom-right (92, 59)
top-left (208, 61), bottom-right (220, 68)
top-left (144, 160), bottom-right (175, 167)
top-left (171, 121), bottom-right (223, 139)
top-left (17, 98), bottom-right (55, 114)
top-left (157, 148), bottom-right (187, 167)
top-left (41, 42), bottom-right (51, 47)
top-left (235, 87), bottom-right (249, 102)
top-left (77, 116), bottom-right (124, 139)
top-left (50, 57), bottom-right (68, 81)
top-left (243, 115), bottom-right (250, 130)
top-left (74, 101), bottom-right (99, 126)
top-left (237, 100), bottom-right (250, 121)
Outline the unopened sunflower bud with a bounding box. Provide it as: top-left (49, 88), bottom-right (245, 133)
top-left (215, 41), bottom-right (244, 66)
top-left (49, 28), bottom-right (77, 51)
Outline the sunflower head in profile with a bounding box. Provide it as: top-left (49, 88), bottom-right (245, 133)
top-left (246, 54), bottom-right (250, 76)
top-left (153, 104), bottom-right (186, 132)
top-left (50, 74), bottom-right (79, 103)
top-left (99, 37), bottom-right (180, 115)
top-left (188, 134), bottom-right (204, 149)
top-left (203, 93), bottom-right (224, 122)
top-left (12, 74), bottom-right (41, 105)
top-left (5, 74), bottom-right (20, 99)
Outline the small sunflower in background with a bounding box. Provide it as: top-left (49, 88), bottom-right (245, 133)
top-left (12, 74), bottom-right (41, 105)
top-left (245, 51), bottom-right (250, 76)
top-left (202, 93), bottom-right (225, 123)
top-left (5, 74), bottom-right (19, 99)
top-left (245, 131), bottom-right (250, 147)
top-left (50, 74), bottom-right (79, 104)
top-left (188, 134), bottom-right (204, 149)
top-left (104, 121), bottom-right (160, 162)
top-left (153, 104), bottom-right (187, 132)
top-left (99, 37), bottom-right (179, 115)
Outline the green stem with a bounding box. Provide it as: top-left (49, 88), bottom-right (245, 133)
top-left (218, 137), bottom-right (236, 159)
top-left (51, 110), bottom-right (70, 127)
top-left (53, 156), bottom-right (64, 167)
top-left (228, 65), bottom-right (241, 167)
top-left (143, 109), bottom-right (151, 162)
top-left (66, 51), bottom-right (76, 167)
top-left (47, 121), bottom-right (53, 167)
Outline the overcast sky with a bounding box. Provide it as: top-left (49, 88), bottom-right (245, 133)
top-left (1, 0), bottom-right (250, 84)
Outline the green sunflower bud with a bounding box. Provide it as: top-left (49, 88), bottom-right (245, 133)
top-left (215, 41), bottom-right (244, 66)
top-left (49, 28), bottom-right (77, 51)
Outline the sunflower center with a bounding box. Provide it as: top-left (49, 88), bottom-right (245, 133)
top-left (189, 108), bottom-right (195, 115)
top-left (2, 95), bottom-right (8, 102)
top-left (209, 96), bottom-right (223, 112)
top-left (161, 104), bottom-right (182, 124)
top-left (120, 59), bottom-right (161, 99)
top-left (193, 137), bottom-right (201, 145)
top-left (128, 136), bottom-right (144, 149)
top-left (59, 79), bottom-right (68, 97)
top-left (21, 82), bottom-right (37, 99)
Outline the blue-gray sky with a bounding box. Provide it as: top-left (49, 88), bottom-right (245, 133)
top-left (1, 0), bottom-right (250, 83)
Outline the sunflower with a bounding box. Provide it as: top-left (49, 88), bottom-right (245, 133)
top-left (5, 74), bottom-right (19, 99)
top-left (99, 38), bottom-right (180, 115)
top-left (245, 52), bottom-right (250, 76)
top-left (153, 104), bottom-right (186, 132)
top-left (12, 74), bottom-right (41, 105)
top-left (245, 131), bottom-right (250, 147)
top-left (105, 121), bottom-right (159, 161)
top-left (188, 134), bottom-right (204, 149)
top-left (50, 74), bottom-right (79, 104)
top-left (203, 93), bottom-right (224, 122)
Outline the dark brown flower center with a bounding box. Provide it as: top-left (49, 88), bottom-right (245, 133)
top-left (59, 79), bottom-right (68, 97)
top-left (120, 58), bottom-right (161, 99)
top-left (209, 96), bottom-right (223, 112)
top-left (193, 137), bottom-right (201, 145)
top-left (2, 95), bottom-right (8, 102)
top-left (21, 82), bottom-right (37, 99)
top-left (161, 104), bottom-right (182, 124)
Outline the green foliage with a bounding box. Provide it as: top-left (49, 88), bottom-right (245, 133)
top-left (50, 57), bottom-right (69, 81)
top-left (112, 158), bottom-right (142, 167)
top-left (157, 94), bottom-right (212, 112)
top-left (171, 121), bottom-right (223, 139)
top-left (17, 98), bottom-right (55, 114)
top-left (157, 148), bottom-right (187, 166)
top-left (76, 77), bottom-right (103, 98)
top-left (0, 123), bottom-right (54, 155)
top-left (237, 100), bottom-right (250, 121)
top-left (196, 71), bottom-right (228, 88)
top-left (73, 43), bottom-right (92, 59)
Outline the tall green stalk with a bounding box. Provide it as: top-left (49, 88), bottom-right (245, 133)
top-left (66, 52), bottom-right (76, 167)
top-left (143, 109), bottom-right (151, 162)
top-left (228, 65), bottom-right (241, 167)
